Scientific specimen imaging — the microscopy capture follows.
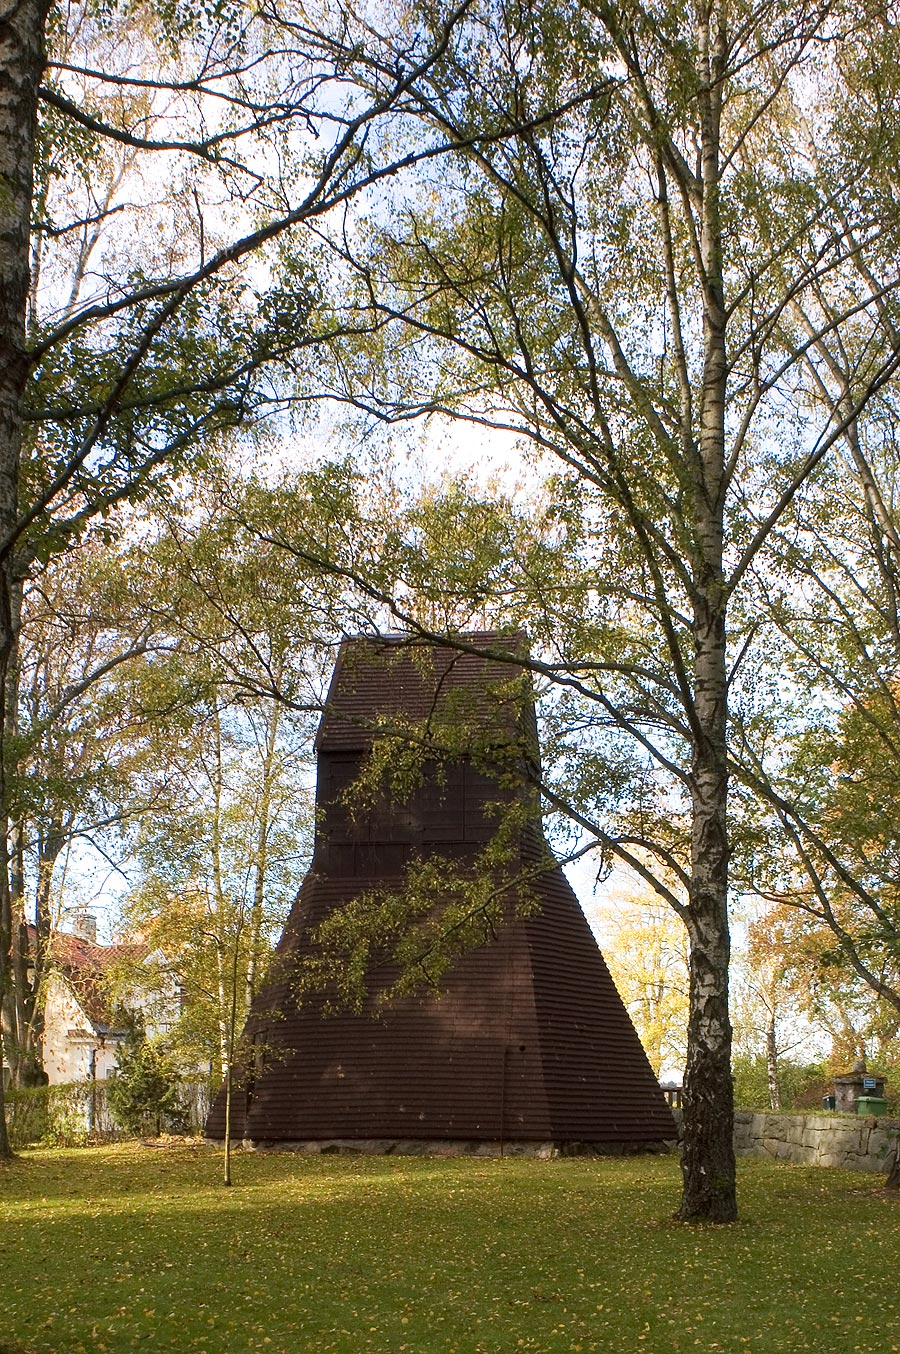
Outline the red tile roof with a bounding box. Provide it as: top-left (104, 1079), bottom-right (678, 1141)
top-left (27, 923), bottom-right (142, 1030)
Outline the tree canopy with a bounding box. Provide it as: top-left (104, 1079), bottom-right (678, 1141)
top-left (3, 0), bottom-right (900, 1216)
top-left (224, 0), bottom-right (900, 1219)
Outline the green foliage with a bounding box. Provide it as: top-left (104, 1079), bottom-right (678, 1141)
top-left (732, 1057), bottom-right (830, 1113)
top-left (39, 1087), bottom-right (94, 1148)
top-left (296, 696), bottom-right (544, 1011)
top-left (594, 890), bottom-right (689, 1077)
top-left (21, 0), bottom-right (454, 572)
top-left (0, 1147), bottom-right (899, 1350)
top-left (105, 1021), bottom-right (184, 1136)
top-left (300, 828), bottom-right (542, 1013)
top-left (5, 1084), bottom-right (55, 1149)
top-left (6, 1082), bottom-right (111, 1148)
top-left (26, 465), bottom-right (320, 1075)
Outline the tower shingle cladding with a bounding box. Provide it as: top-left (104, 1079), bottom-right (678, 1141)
top-left (206, 636), bottom-right (675, 1146)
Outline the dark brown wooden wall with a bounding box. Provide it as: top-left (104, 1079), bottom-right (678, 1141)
top-left (207, 636), bottom-right (675, 1145)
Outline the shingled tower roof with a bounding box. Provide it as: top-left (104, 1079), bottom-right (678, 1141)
top-left (206, 634), bottom-right (674, 1149)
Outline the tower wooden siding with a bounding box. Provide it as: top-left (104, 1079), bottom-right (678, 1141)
top-left (206, 636), bottom-right (675, 1146)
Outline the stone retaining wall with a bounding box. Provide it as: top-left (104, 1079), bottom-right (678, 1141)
top-left (733, 1110), bottom-right (900, 1172)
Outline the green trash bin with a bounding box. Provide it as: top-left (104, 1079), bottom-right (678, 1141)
top-left (856, 1096), bottom-right (888, 1116)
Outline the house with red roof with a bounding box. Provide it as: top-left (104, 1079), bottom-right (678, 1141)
top-left (39, 915), bottom-right (136, 1084)
top-left (10, 914), bottom-right (182, 1086)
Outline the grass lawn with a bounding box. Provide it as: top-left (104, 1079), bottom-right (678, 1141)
top-left (0, 1145), bottom-right (897, 1353)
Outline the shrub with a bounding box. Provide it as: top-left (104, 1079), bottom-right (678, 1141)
top-left (106, 1021), bottom-right (186, 1136)
top-left (5, 1082), bottom-right (111, 1148)
top-left (6, 1084), bottom-right (54, 1148)
top-left (41, 1085), bottom-right (92, 1147)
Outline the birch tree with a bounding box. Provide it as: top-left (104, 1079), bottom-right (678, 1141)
top-left (592, 888), bottom-right (690, 1079)
top-left (1, 532), bottom-right (176, 1086)
top-left (254, 0), bottom-right (900, 1219)
top-left (0, 0), bottom-right (482, 1157)
top-left (116, 691), bottom-right (311, 1180)
top-left (737, 417), bottom-right (900, 1032)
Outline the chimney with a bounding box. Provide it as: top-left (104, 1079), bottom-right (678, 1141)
top-left (72, 911), bottom-right (98, 944)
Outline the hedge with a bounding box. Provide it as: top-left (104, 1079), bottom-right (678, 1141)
top-left (4, 1076), bottom-right (216, 1148)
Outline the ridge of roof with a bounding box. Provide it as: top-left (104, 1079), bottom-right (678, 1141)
top-left (315, 630), bottom-right (532, 753)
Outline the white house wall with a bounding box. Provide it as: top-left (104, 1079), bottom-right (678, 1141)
top-left (130, 949), bottom-right (183, 1042)
top-left (42, 975), bottom-right (120, 1085)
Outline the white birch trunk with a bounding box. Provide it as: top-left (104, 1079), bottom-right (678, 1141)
top-left (0, 0), bottom-right (51, 1158)
top-left (677, 6), bottom-right (737, 1223)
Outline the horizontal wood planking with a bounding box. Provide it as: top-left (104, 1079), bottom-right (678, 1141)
top-left (207, 635), bottom-right (674, 1146)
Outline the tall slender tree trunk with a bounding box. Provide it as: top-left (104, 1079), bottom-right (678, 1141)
top-left (765, 1007), bottom-right (781, 1111)
top-left (677, 9), bottom-right (736, 1223)
top-left (1, 606), bottom-right (22, 1083)
top-left (223, 931), bottom-right (241, 1188)
top-left (6, 819), bottom-right (36, 1085)
top-left (0, 0), bottom-right (51, 1160)
top-left (679, 588), bottom-right (736, 1222)
top-left (20, 829), bottom-right (62, 1081)
top-left (0, 842), bottom-right (8, 1156)
top-left (207, 708), bottom-right (241, 1183)
top-left (245, 704), bottom-right (280, 1012)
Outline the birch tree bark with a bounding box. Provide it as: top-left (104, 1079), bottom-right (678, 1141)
top-left (245, 702), bottom-right (282, 1013)
top-left (668, 7), bottom-right (738, 1221)
top-left (0, 0), bottom-right (50, 1158)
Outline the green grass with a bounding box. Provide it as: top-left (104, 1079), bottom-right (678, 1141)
top-left (0, 1145), bottom-right (897, 1353)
